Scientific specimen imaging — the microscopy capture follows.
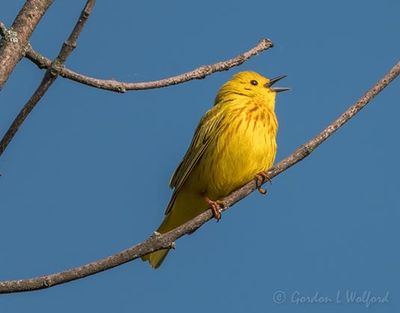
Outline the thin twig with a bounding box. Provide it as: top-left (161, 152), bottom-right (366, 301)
top-left (0, 0), bottom-right (96, 157)
top-left (0, 0), bottom-right (53, 90)
top-left (0, 61), bottom-right (398, 294)
top-left (24, 39), bottom-right (273, 92)
top-left (0, 21), bottom-right (7, 37)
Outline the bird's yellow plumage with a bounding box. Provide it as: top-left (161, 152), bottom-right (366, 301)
top-left (142, 71), bottom-right (288, 268)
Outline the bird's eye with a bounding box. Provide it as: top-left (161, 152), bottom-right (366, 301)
top-left (250, 80), bottom-right (258, 86)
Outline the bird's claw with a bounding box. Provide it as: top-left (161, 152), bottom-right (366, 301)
top-left (204, 197), bottom-right (225, 221)
top-left (255, 172), bottom-right (272, 195)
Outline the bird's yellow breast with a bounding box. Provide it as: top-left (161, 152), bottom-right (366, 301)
top-left (187, 100), bottom-right (278, 200)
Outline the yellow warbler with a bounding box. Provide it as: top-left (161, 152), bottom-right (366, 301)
top-left (142, 71), bottom-right (288, 268)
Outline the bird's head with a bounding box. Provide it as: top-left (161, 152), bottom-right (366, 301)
top-left (214, 71), bottom-right (289, 109)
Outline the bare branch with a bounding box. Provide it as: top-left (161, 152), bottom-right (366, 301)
top-left (0, 0), bottom-right (53, 90)
top-left (0, 0), bottom-right (96, 157)
top-left (24, 39), bottom-right (274, 92)
top-left (0, 61), bottom-right (398, 294)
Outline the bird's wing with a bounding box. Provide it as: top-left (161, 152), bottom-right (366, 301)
top-left (165, 108), bottom-right (225, 214)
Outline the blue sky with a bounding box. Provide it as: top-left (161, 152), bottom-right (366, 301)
top-left (0, 0), bottom-right (399, 312)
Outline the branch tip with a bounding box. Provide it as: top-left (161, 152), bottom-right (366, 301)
top-left (24, 38), bottom-right (273, 92)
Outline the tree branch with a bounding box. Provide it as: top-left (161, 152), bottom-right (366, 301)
top-left (0, 0), bottom-right (96, 157)
top-left (0, 0), bottom-right (53, 90)
top-left (24, 38), bottom-right (273, 92)
top-left (1, 61), bottom-right (398, 294)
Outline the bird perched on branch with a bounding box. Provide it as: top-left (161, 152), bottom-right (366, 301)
top-left (142, 71), bottom-right (288, 268)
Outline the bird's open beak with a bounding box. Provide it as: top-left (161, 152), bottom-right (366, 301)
top-left (265, 75), bottom-right (290, 93)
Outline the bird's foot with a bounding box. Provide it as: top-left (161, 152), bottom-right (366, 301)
top-left (204, 197), bottom-right (225, 221)
top-left (255, 172), bottom-right (272, 195)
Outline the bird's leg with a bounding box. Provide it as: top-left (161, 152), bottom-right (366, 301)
top-left (255, 171), bottom-right (272, 195)
top-left (204, 197), bottom-right (225, 221)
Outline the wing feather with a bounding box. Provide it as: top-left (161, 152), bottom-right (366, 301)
top-left (165, 107), bottom-right (225, 214)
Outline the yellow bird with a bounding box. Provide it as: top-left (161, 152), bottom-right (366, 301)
top-left (142, 71), bottom-right (288, 268)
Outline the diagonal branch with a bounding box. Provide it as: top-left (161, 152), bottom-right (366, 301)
top-left (0, 0), bottom-right (53, 90)
top-left (24, 39), bottom-right (273, 92)
top-left (0, 61), bottom-right (398, 294)
top-left (0, 0), bottom-right (96, 157)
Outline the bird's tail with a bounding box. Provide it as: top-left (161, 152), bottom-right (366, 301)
top-left (140, 211), bottom-right (178, 269)
top-left (141, 247), bottom-right (170, 269)
top-left (141, 192), bottom-right (206, 268)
